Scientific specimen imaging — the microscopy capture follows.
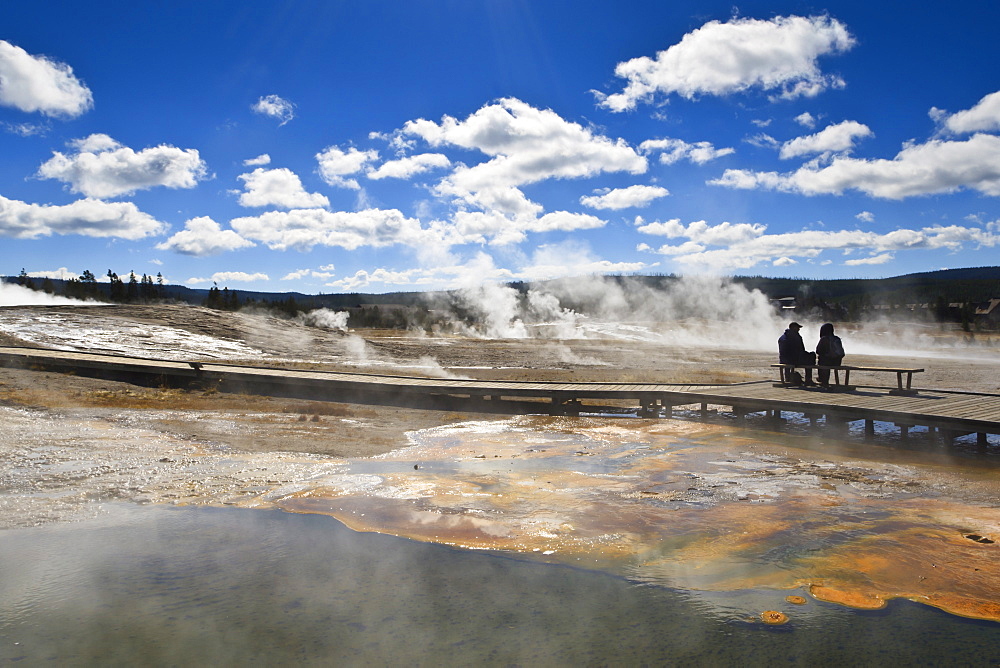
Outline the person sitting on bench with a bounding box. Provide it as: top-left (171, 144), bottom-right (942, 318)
top-left (815, 323), bottom-right (846, 387)
top-left (778, 321), bottom-right (816, 386)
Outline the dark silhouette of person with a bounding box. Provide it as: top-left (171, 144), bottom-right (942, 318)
top-left (815, 322), bottom-right (846, 387)
top-left (778, 321), bottom-right (815, 385)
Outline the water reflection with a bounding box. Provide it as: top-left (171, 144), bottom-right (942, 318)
top-left (2, 504), bottom-right (999, 665)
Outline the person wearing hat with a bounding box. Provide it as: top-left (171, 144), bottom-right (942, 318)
top-left (778, 321), bottom-right (816, 385)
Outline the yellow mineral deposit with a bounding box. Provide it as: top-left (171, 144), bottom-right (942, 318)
top-left (277, 417), bottom-right (1000, 623)
top-left (761, 610), bottom-right (790, 625)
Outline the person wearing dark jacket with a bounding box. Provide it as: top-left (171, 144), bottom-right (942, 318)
top-left (815, 323), bottom-right (845, 386)
top-left (778, 322), bottom-right (815, 385)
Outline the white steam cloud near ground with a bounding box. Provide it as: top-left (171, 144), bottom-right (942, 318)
top-left (0, 281), bottom-right (103, 307)
top-left (1, 277), bottom-right (991, 363)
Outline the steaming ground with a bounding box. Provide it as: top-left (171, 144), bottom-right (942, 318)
top-left (2, 303), bottom-right (998, 388)
top-left (0, 302), bottom-right (998, 532)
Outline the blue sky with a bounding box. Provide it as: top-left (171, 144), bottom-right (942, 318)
top-left (2, 1), bottom-right (1000, 294)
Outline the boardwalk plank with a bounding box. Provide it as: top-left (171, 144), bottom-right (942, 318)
top-left (2, 346), bottom-right (998, 436)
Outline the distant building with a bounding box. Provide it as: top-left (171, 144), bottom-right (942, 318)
top-left (771, 296), bottom-right (796, 311)
top-left (974, 298), bottom-right (1000, 327)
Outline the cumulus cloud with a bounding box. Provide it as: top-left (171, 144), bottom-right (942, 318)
top-left (449, 209), bottom-right (607, 246)
top-left (938, 90), bottom-right (1000, 134)
top-left (639, 138), bottom-right (735, 164)
top-left (597, 15), bottom-right (854, 112)
top-left (403, 98), bottom-right (646, 216)
top-left (236, 167), bottom-right (329, 208)
top-left (0, 40), bottom-right (93, 117)
top-left (711, 133), bottom-right (1000, 198)
top-left (252, 94), bottom-right (295, 125)
top-left (244, 154), bottom-right (271, 166)
top-left (24, 267), bottom-right (76, 280)
top-left (844, 253), bottom-right (893, 266)
top-left (37, 134), bottom-right (209, 199)
top-left (327, 267), bottom-right (431, 291)
top-left (580, 185), bottom-right (669, 210)
top-left (856, 211), bottom-right (875, 222)
top-left (155, 216), bottom-right (255, 256)
top-left (229, 207), bottom-right (432, 251)
top-left (367, 153), bottom-right (451, 180)
top-left (282, 265), bottom-right (336, 281)
top-left (637, 217), bottom-right (1000, 271)
top-left (778, 120), bottom-right (872, 159)
top-left (316, 146), bottom-right (379, 189)
top-left (0, 195), bottom-right (165, 239)
top-left (795, 112), bottom-right (817, 128)
top-left (187, 271), bottom-right (269, 285)
top-left (518, 241), bottom-right (650, 281)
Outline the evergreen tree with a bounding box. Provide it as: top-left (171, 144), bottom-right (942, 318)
top-left (17, 268), bottom-right (35, 290)
top-left (126, 271), bottom-right (139, 303)
top-left (107, 270), bottom-right (125, 302)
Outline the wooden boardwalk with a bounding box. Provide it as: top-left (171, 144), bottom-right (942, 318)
top-left (2, 345), bottom-right (998, 443)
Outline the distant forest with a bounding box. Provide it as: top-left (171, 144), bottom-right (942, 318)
top-left (5, 266), bottom-right (1000, 331)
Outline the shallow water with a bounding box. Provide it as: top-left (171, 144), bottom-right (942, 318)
top-left (2, 503), bottom-right (999, 666)
top-left (3, 401), bottom-right (1000, 663)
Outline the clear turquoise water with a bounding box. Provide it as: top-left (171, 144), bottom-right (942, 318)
top-left (1, 503), bottom-right (998, 666)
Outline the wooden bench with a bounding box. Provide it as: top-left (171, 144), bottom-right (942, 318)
top-left (771, 364), bottom-right (924, 395)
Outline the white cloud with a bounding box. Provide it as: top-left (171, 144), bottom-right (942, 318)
top-left (518, 242), bottom-right (650, 281)
top-left (745, 133), bottom-right (780, 149)
top-left (597, 15), bottom-right (854, 112)
top-left (155, 216), bottom-right (255, 256)
top-left (37, 134), bottom-right (209, 199)
top-left (236, 168), bottom-right (329, 209)
top-left (252, 94), bottom-right (295, 126)
top-left (187, 271), bottom-right (269, 285)
top-left (0, 40), bottom-right (93, 117)
top-left (639, 138), bottom-right (734, 164)
top-left (795, 112), bottom-right (817, 128)
top-left (779, 120), bottom-right (872, 159)
top-left (327, 267), bottom-right (430, 291)
top-left (448, 209), bottom-right (607, 247)
top-left (844, 253), bottom-right (893, 266)
top-left (580, 185), bottom-right (669, 210)
top-left (856, 211), bottom-right (874, 222)
top-left (316, 146), bottom-right (379, 190)
top-left (230, 207), bottom-right (432, 252)
top-left (639, 217), bottom-right (1000, 271)
top-left (773, 256), bottom-right (798, 266)
top-left (403, 98), bottom-right (646, 216)
top-left (25, 266), bottom-right (75, 280)
top-left (711, 133), bottom-right (1000, 198)
top-left (0, 195), bottom-right (165, 239)
top-left (244, 154), bottom-right (271, 166)
top-left (3, 121), bottom-right (49, 136)
top-left (940, 90), bottom-right (1000, 134)
top-left (367, 153), bottom-right (451, 180)
top-left (282, 267), bottom-right (336, 281)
